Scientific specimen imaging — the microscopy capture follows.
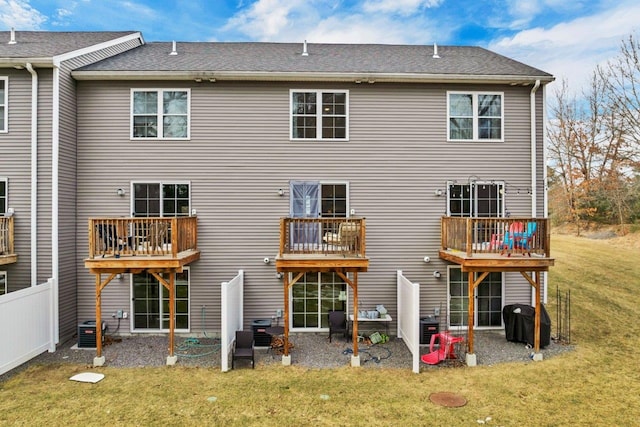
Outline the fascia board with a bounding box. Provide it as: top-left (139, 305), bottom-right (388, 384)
top-left (71, 70), bottom-right (555, 84)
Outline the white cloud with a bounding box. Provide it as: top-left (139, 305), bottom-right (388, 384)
top-left (305, 14), bottom-right (437, 44)
top-left (223, 0), bottom-right (443, 44)
top-left (0, 0), bottom-right (46, 29)
top-left (224, 0), bottom-right (311, 39)
top-left (362, 0), bottom-right (443, 16)
top-left (489, 1), bottom-right (640, 91)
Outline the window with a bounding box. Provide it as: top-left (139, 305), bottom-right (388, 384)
top-left (131, 89), bottom-right (190, 139)
top-left (0, 77), bottom-right (7, 133)
top-left (131, 182), bottom-right (191, 332)
top-left (132, 268), bottom-right (190, 331)
top-left (448, 92), bottom-right (503, 141)
top-left (448, 267), bottom-right (503, 328)
top-left (0, 178), bottom-right (6, 215)
top-left (447, 181), bottom-right (504, 217)
top-left (291, 272), bottom-right (347, 330)
top-left (291, 90), bottom-right (348, 140)
top-left (132, 182), bottom-right (190, 217)
top-left (0, 271), bottom-right (6, 295)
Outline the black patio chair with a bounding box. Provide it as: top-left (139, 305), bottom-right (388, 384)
top-left (97, 224), bottom-right (122, 257)
top-left (328, 310), bottom-right (349, 342)
top-left (232, 330), bottom-right (255, 369)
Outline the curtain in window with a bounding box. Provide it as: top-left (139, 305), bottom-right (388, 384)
top-left (290, 181), bottom-right (320, 248)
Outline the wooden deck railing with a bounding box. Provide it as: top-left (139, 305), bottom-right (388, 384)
top-left (88, 217), bottom-right (198, 259)
top-left (0, 217), bottom-right (15, 256)
top-left (441, 217), bottom-right (550, 257)
top-left (279, 217), bottom-right (366, 257)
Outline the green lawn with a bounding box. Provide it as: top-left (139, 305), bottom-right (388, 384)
top-left (1, 234), bottom-right (639, 426)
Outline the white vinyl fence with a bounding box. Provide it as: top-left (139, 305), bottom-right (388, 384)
top-left (0, 278), bottom-right (57, 376)
top-left (220, 270), bottom-right (244, 372)
top-left (397, 270), bottom-right (421, 373)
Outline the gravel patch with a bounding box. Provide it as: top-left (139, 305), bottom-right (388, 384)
top-left (1, 330), bottom-right (573, 381)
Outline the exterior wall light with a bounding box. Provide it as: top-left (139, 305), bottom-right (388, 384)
top-left (116, 188), bottom-right (125, 197)
top-left (433, 271), bottom-right (441, 278)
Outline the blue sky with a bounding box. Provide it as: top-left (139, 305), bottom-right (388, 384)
top-left (2, 0), bottom-right (639, 91)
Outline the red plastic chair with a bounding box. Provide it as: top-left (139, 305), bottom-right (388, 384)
top-left (421, 332), bottom-right (464, 365)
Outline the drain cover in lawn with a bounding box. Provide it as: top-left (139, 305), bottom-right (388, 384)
top-left (429, 392), bottom-right (467, 407)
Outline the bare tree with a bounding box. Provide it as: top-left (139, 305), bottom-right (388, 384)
top-left (547, 33), bottom-right (640, 231)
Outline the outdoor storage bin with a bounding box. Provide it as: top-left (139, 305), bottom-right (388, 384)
top-left (78, 320), bottom-right (106, 348)
top-left (420, 316), bottom-right (440, 345)
top-left (502, 304), bottom-right (551, 348)
top-left (252, 319), bottom-right (272, 347)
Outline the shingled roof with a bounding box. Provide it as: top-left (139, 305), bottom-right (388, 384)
top-left (0, 30), bottom-right (141, 65)
top-left (73, 41), bottom-right (553, 84)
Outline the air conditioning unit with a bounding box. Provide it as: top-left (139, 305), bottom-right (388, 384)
top-left (78, 320), bottom-right (106, 348)
top-left (420, 316), bottom-right (439, 345)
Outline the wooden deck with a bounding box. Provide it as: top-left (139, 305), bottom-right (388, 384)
top-left (440, 216), bottom-right (554, 356)
top-left (275, 217), bottom-right (369, 273)
top-left (440, 216), bottom-right (554, 271)
top-left (83, 217), bottom-right (200, 363)
top-left (439, 250), bottom-right (555, 272)
top-left (274, 217), bottom-right (369, 361)
top-left (0, 217), bottom-right (17, 266)
top-left (84, 217), bottom-right (200, 272)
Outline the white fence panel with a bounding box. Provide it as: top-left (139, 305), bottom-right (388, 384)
top-left (220, 270), bottom-right (244, 372)
top-left (0, 278), bottom-right (56, 376)
top-left (397, 271), bottom-right (420, 373)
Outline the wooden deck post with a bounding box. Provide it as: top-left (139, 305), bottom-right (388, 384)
top-left (169, 272), bottom-right (175, 357)
top-left (352, 271), bottom-right (358, 357)
top-left (467, 271), bottom-right (474, 354)
top-left (95, 273), bottom-right (102, 358)
top-left (283, 273), bottom-right (290, 357)
top-left (534, 271), bottom-right (541, 353)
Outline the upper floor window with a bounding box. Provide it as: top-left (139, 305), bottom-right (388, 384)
top-left (131, 89), bottom-right (190, 140)
top-left (448, 92), bottom-right (503, 141)
top-left (0, 77), bottom-right (7, 133)
top-left (132, 182), bottom-right (190, 217)
top-left (447, 181), bottom-right (504, 217)
top-left (291, 90), bottom-right (348, 140)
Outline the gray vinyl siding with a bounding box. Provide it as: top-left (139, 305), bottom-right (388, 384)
top-left (0, 68), bottom-right (53, 289)
top-left (0, 69), bottom-right (34, 291)
top-left (36, 70), bottom-right (53, 284)
top-left (76, 80), bottom-right (545, 334)
top-left (56, 37), bottom-right (143, 341)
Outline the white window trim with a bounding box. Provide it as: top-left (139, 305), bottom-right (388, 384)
top-left (447, 91), bottom-right (504, 142)
top-left (129, 267), bottom-right (191, 333)
top-left (130, 88), bottom-right (191, 140)
top-left (320, 180), bottom-right (350, 217)
top-left (290, 89), bottom-right (349, 141)
top-left (0, 271), bottom-right (6, 295)
top-left (0, 77), bottom-right (7, 133)
top-left (446, 180), bottom-right (505, 217)
top-left (130, 181), bottom-right (192, 217)
top-left (446, 266), bottom-right (505, 330)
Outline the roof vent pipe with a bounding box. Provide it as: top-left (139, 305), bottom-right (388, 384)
top-left (169, 40), bottom-right (178, 55)
top-left (302, 40), bottom-right (309, 56)
top-left (432, 42), bottom-right (440, 59)
top-left (8, 27), bottom-right (17, 45)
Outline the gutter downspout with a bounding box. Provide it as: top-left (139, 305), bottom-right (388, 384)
top-left (51, 62), bottom-right (61, 345)
top-left (530, 79), bottom-right (541, 217)
top-left (26, 63), bottom-right (38, 286)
